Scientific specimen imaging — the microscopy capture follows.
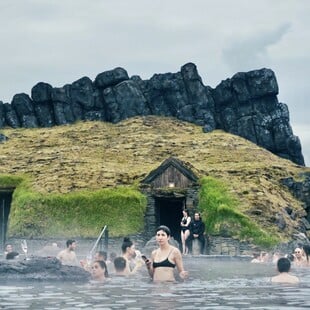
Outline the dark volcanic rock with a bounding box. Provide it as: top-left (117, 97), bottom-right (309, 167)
top-left (4, 103), bottom-right (20, 128)
top-left (0, 63), bottom-right (305, 166)
top-left (0, 133), bottom-right (8, 143)
top-left (281, 173), bottom-right (310, 226)
top-left (181, 63), bottom-right (216, 130)
top-left (0, 257), bottom-right (90, 282)
top-left (103, 80), bottom-right (149, 123)
top-left (51, 86), bottom-right (75, 125)
top-left (31, 82), bottom-right (55, 127)
top-left (0, 101), bottom-right (6, 128)
top-left (95, 67), bottom-right (129, 89)
top-left (11, 93), bottom-right (38, 128)
top-left (213, 68), bottom-right (304, 165)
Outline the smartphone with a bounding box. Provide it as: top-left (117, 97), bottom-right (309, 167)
top-left (141, 255), bottom-right (148, 261)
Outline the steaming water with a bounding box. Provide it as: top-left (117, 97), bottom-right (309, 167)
top-left (0, 257), bottom-right (309, 309)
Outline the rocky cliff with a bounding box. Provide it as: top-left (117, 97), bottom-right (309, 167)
top-left (0, 63), bottom-right (304, 166)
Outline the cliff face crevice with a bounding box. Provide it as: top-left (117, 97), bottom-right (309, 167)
top-left (0, 63), bottom-right (304, 166)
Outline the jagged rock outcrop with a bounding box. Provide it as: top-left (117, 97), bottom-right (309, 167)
top-left (0, 257), bottom-right (90, 281)
top-left (0, 63), bottom-right (304, 165)
top-left (281, 173), bottom-right (310, 228)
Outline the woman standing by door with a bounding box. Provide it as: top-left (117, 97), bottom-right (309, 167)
top-left (180, 209), bottom-right (191, 255)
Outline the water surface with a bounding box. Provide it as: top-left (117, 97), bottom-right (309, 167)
top-left (1, 257), bottom-right (309, 309)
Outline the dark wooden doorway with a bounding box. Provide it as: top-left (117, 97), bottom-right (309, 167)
top-left (155, 196), bottom-right (185, 245)
top-left (0, 191), bottom-right (13, 252)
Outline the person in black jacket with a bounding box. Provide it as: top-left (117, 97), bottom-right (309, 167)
top-left (187, 212), bottom-right (205, 254)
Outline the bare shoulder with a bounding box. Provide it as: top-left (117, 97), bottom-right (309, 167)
top-left (291, 275), bottom-right (300, 283)
top-left (151, 249), bottom-right (157, 258)
top-left (56, 249), bottom-right (65, 258)
top-left (58, 249), bottom-right (65, 255)
top-left (271, 274), bottom-right (300, 284)
top-left (171, 246), bottom-right (182, 257)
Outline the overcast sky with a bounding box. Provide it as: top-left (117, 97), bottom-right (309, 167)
top-left (0, 0), bottom-right (309, 166)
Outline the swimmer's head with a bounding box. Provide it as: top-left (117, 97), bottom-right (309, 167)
top-left (156, 225), bottom-right (171, 236)
top-left (277, 257), bottom-right (291, 273)
top-left (121, 237), bottom-right (135, 256)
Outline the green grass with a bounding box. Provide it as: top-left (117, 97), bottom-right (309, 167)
top-left (8, 180), bottom-right (147, 238)
top-left (0, 117), bottom-right (308, 243)
top-left (198, 176), bottom-right (279, 248)
top-left (0, 174), bottom-right (25, 188)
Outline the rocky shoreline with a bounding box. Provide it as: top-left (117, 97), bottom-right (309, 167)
top-left (0, 257), bottom-right (90, 282)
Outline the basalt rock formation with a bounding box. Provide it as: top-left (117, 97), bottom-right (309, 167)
top-left (281, 172), bottom-right (310, 227)
top-left (0, 257), bottom-right (90, 282)
top-left (0, 63), bottom-right (304, 166)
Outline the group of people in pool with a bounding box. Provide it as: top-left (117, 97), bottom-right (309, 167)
top-left (4, 224), bottom-right (309, 284)
top-left (250, 244), bottom-right (310, 284)
top-left (55, 225), bottom-right (188, 283)
top-left (251, 245), bottom-right (310, 267)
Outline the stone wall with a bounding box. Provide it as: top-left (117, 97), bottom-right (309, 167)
top-left (208, 236), bottom-right (256, 255)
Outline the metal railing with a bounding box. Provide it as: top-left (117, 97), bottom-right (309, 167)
top-left (87, 225), bottom-right (108, 260)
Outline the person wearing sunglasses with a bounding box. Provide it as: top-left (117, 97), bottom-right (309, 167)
top-left (293, 247), bottom-right (307, 267)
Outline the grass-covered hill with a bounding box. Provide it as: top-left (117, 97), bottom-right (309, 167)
top-left (0, 116), bottom-right (309, 245)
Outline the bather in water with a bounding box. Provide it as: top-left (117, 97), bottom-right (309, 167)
top-left (143, 225), bottom-right (188, 282)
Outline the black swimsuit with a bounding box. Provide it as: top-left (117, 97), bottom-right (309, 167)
top-left (181, 217), bottom-right (190, 232)
top-left (153, 250), bottom-right (176, 269)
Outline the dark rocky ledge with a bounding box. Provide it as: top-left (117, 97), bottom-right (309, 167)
top-left (0, 63), bottom-right (304, 166)
top-left (0, 257), bottom-right (90, 282)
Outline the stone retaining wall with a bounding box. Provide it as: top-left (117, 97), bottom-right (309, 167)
top-left (5, 234), bottom-right (260, 259)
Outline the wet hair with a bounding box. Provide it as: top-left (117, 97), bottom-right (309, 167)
top-left (95, 260), bottom-right (109, 277)
top-left (155, 225), bottom-right (171, 236)
top-left (96, 250), bottom-right (107, 261)
top-left (303, 244), bottom-right (310, 262)
top-left (121, 237), bottom-right (133, 254)
top-left (277, 257), bottom-right (291, 273)
top-left (6, 251), bottom-right (19, 260)
top-left (114, 256), bottom-right (126, 271)
top-left (66, 239), bottom-right (76, 248)
top-left (287, 253), bottom-right (295, 262)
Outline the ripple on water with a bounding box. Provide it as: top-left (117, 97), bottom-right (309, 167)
top-left (0, 260), bottom-right (309, 309)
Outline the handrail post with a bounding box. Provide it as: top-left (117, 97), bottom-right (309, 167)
top-left (88, 225), bottom-right (107, 259)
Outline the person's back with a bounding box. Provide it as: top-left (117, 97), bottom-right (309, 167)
top-left (271, 257), bottom-right (299, 284)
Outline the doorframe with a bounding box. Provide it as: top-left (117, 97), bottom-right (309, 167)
top-left (154, 195), bottom-right (186, 243)
top-left (0, 189), bottom-right (14, 252)
top-left (142, 186), bottom-right (199, 242)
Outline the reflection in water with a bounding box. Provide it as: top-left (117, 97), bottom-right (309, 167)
top-left (0, 257), bottom-right (309, 309)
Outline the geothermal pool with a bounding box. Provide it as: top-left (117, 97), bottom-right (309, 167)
top-left (0, 256), bottom-right (309, 309)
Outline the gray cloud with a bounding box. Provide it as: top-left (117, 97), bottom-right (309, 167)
top-left (222, 23), bottom-right (291, 72)
top-left (0, 0), bottom-right (309, 165)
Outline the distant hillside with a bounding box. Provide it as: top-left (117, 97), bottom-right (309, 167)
top-left (0, 116), bottom-right (309, 242)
